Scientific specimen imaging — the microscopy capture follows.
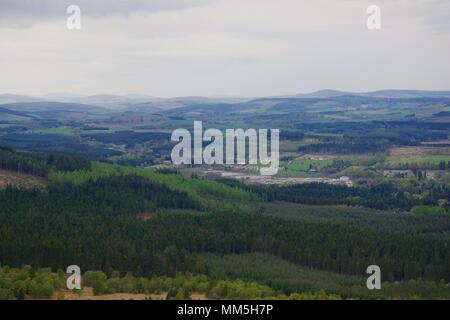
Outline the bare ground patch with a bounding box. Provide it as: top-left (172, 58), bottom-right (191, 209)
top-left (0, 170), bottom-right (46, 189)
top-left (30, 287), bottom-right (209, 300)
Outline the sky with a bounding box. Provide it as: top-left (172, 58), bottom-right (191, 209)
top-left (0, 0), bottom-right (449, 97)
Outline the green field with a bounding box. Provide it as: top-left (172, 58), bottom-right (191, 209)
top-left (36, 127), bottom-right (117, 136)
top-left (287, 159), bottom-right (334, 172)
top-left (36, 128), bottom-right (76, 136)
top-left (280, 139), bottom-right (320, 152)
top-left (384, 155), bottom-right (449, 169)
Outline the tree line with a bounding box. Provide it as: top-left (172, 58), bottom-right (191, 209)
top-left (0, 146), bottom-right (91, 177)
top-left (219, 179), bottom-right (450, 211)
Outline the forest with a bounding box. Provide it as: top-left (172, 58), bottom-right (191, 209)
top-left (0, 148), bottom-right (449, 301)
top-left (219, 179), bottom-right (450, 211)
top-left (0, 123), bottom-right (449, 300)
top-left (0, 147), bottom-right (91, 177)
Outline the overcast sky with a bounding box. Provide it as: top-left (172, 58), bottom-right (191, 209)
top-left (0, 0), bottom-right (449, 97)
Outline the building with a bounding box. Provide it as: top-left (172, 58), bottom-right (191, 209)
top-left (383, 170), bottom-right (415, 179)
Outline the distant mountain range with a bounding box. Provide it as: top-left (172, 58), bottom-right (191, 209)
top-left (1, 90), bottom-right (450, 110)
top-left (291, 89), bottom-right (450, 99)
top-left (0, 94), bottom-right (44, 104)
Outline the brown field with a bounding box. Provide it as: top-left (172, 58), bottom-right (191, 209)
top-left (421, 140), bottom-right (450, 146)
top-left (295, 154), bottom-right (339, 161)
top-left (0, 170), bottom-right (47, 189)
top-left (292, 153), bottom-right (366, 161)
top-left (389, 146), bottom-right (450, 156)
top-left (30, 288), bottom-right (208, 300)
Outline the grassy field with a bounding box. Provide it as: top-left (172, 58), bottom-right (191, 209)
top-left (384, 155), bottom-right (449, 168)
top-left (280, 139), bottom-right (320, 152)
top-left (36, 127), bottom-right (117, 136)
top-left (36, 128), bottom-right (76, 136)
top-left (79, 129), bottom-right (116, 134)
top-left (287, 159), bottom-right (334, 172)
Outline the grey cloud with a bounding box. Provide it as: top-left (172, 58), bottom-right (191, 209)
top-left (1, 0), bottom-right (449, 96)
top-left (419, 1), bottom-right (450, 33)
top-left (0, 0), bottom-right (214, 26)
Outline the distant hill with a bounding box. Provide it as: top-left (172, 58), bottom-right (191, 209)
top-left (2, 91), bottom-right (449, 117)
top-left (0, 107), bottom-right (34, 117)
top-left (0, 102), bottom-right (107, 113)
top-left (75, 95), bottom-right (143, 109)
top-left (363, 90), bottom-right (450, 98)
top-left (294, 90), bottom-right (356, 98)
top-left (0, 106), bottom-right (35, 121)
top-left (0, 94), bottom-right (43, 104)
top-left (294, 89), bottom-right (450, 99)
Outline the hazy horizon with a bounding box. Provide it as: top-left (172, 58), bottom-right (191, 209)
top-left (3, 88), bottom-right (450, 101)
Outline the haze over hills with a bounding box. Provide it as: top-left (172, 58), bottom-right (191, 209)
top-left (292, 89), bottom-right (450, 99)
top-left (0, 94), bottom-right (44, 105)
top-left (0, 107), bottom-right (36, 121)
top-left (1, 89), bottom-right (450, 122)
top-left (2, 89), bottom-right (450, 107)
top-left (0, 94), bottom-right (250, 110)
top-left (0, 102), bottom-right (107, 113)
